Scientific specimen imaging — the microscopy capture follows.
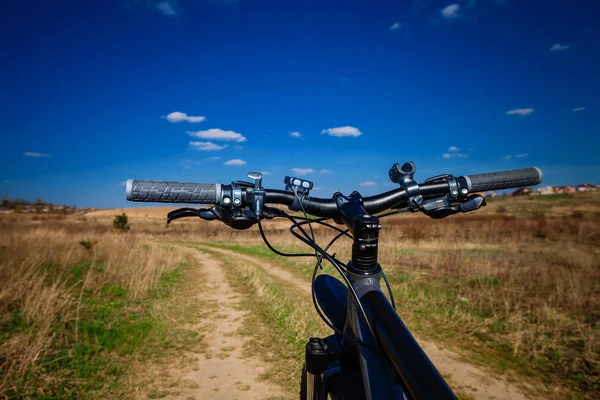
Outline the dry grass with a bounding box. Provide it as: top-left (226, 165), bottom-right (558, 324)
top-left (0, 217), bottom-right (190, 398)
top-left (1, 192), bottom-right (599, 398)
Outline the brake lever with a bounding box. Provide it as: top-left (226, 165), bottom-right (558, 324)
top-left (262, 206), bottom-right (286, 219)
top-left (420, 194), bottom-right (486, 219)
top-left (459, 195), bottom-right (486, 212)
top-left (167, 202), bottom-right (283, 229)
top-left (167, 207), bottom-right (222, 223)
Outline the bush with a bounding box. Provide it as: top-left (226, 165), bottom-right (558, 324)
top-left (78, 239), bottom-right (96, 252)
top-left (112, 213), bottom-right (130, 232)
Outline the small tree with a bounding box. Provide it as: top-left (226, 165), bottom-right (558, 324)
top-left (113, 213), bottom-right (130, 231)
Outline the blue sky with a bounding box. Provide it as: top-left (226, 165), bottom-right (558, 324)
top-left (1, 0), bottom-right (599, 208)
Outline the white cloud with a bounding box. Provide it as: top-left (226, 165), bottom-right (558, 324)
top-left (120, 181), bottom-right (127, 186)
top-left (260, 171), bottom-right (272, 175)
top-left (164, 111), bottom-right (205, 123)
top-left (390, 22), bottom-right (402, 31)
top-left (441, 4), bottom-right (460, 18)
top-left (179, 159), bottom-right (201, 169)
top-left (224, 159), bottom-right (247, 166)
top-left (442, 152), bottom-right (467, 159)
top-left (320, 126), bottom-right (363, 137)
top-left (515, 153), bottom-right (529, 158)
top-left (359, 181), bottom-right (376, 187)
top-left (506, 108), bottom-right (534, 116)
top-left (320, 169), bottom-right (333, 174)
top-left (572, 106), bottom-right (586, 112)
top-left (187, 128), bottom-right (247, 142)
top-left (550, 43), bottom-right (571, 52)
top-left (204, 156), bottom-right (221, 161)
top-left (155, 2), bottom-right (178, 16)
top-left (289, 131), bottom-right (302, 138)
top-left (291, 168), bottom-right (315, 176)
top-left (501, 155), bottom-right (512, 160)
top-left (24, 152), bottom-right (50, 158)
top-left (189, 141), bottom-right (227, 151)
top-left (448, 146), bottom-right (460, 152)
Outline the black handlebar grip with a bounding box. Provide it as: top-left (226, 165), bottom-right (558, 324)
top-left (126, 179), bottom-right (221, 204)
top-left (464, 167), bottom-right (543, 192)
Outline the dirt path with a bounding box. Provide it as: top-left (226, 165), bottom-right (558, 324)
top-left (199, 245), bottom-right (533, 400)
top-left (168, 250), bottom-right (284, 400)
top-left (202, 246), bottom-right (312, 295)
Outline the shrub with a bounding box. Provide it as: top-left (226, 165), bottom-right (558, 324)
top-left (78, 239), bottom-right (96, 251)
top-left (112, 213), bottom-right (130, 232)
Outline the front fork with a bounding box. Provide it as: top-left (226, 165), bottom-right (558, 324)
top-left (304, 337), bottom-right (330, 400)
top-left (305, 373), bottom-right (317, 400)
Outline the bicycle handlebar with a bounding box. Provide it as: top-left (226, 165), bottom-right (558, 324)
top-left (126, 166), bottom-right (542, 217)
top-left (464, 167), bottom-right (543, 192)
top-left (126, 180), bottom-right (221, 204)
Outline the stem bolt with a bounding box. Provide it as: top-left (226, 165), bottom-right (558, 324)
top-left (461, 188), bottom-right (468, 195)
top-left (233, 198), bottom-right (241, 206)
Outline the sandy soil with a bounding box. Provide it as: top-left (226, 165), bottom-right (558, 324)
top-left (166, 250), bottom-right (285, 400)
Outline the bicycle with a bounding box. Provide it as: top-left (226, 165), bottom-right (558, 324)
top-left (126, 162), bottom-right (542, 400)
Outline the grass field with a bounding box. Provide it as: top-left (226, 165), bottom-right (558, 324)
top-left (1, 191), bottom-right (598, 399)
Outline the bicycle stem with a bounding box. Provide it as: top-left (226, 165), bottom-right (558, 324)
top-left (335, 191), bottom-right (382, 275)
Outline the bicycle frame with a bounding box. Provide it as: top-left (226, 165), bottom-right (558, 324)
top-left (304, 191), bottom-right (457, 400)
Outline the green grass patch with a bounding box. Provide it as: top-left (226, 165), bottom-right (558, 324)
top-left (0, 309), bottom-right (31, 342)
top-left (2, 257), bottom-right (202, 399)
top-left (468, 276), bottom-right (502, 288)
top-left (150, 267), bottom-right (185, 299)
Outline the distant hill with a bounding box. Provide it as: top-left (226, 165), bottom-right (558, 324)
top-left (0, 197), bottom-right (87, 214)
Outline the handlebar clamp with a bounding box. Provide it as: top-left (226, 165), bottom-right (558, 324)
top-left (389, 162), bottom-right (423, 211)
top-left (284, 176), bottom-right (313, 211)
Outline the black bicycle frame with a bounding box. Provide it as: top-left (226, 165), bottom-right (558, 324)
top-left (305, 191), bottom-right (457, 400)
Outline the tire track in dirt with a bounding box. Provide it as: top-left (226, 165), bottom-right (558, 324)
top-left (198, 245), bottom-right (534, 400)
top-left (168, 250), bottom-right (284, 400)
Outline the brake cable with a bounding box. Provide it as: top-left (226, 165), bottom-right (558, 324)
top-left (288, 222), bottom-right (379, 348)
top-left (257, 214), bottom-right (350, 261)
top-left (256, 195), bottom-right (412, 349)
top-left (256, 189), bottom-right (379, 349)
top-left (290, 208), bottom-right (409, 311)
top-left (374, 207), bottom-right (413, 311)
top-left (290, 191), bottom-right (380, 350)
